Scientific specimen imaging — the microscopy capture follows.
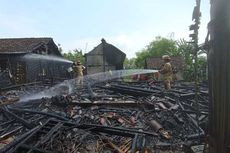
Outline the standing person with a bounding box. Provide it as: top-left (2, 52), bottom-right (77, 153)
top-left (72, 60), bottom-right (85, 87)
top-left (159, 55), bottom-right (173, 90)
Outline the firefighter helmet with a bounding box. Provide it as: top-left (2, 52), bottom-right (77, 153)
top-left (162, 55), bottom-right (171, 60)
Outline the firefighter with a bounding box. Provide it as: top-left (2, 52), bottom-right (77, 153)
top-left (159, 55), bottom-right (173, 90)
top-left (72, 60), bottom-right (85, 87)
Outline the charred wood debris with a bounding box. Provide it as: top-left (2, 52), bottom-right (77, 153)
top-left (0, 80), bottom-right (208, 153)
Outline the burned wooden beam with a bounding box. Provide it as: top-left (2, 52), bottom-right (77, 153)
top-left (0, 81), bottom-right (42, 92)
top-left (0, 80), bottom-right (209, 152)
top-left (75, 123), bottom-right (158, 137)
top-left (0, 107), bottom-right (33, 129)
top-left (8, 107), bottom-right (69, 121)
top-left (0, 126), bottom-right (23, 141)
top-left (100, 84), bottom-right (160, 97)
top-left (0, 126), bottom-right (40, 153)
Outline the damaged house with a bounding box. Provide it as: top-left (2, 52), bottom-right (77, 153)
top-left (0, 38), bottom-right (72, 88)
top-left (85, 39), bottom-right (126, 75)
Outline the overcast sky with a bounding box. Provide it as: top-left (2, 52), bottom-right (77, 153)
top-left (0, 0), bottom-right (210, 58)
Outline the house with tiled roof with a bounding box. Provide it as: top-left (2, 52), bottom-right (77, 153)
top-left (0, 37), bottom-right (71, 87)
top-left (0, 37), bottom-right (61, 56)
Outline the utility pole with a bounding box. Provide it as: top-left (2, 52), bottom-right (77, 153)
top-left (189, 0), bottom-right (201, 142)
top-left (189, 0), bottom-right (201, 85)
top-left (208, 0), bottom-right (230, 152)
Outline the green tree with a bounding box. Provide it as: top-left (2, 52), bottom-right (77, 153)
top-left (177, 39), bottom-right (207, 81)
top-left (124, 58), bottom-right (137, 69)
top-left (147, 36), bottom-right (178, 57)
top-left (197, 56), bottom-right (208, 81)
top-left (135, 50), bottom-right (149, 68)
top-left (134, 37), bottom-right (207, 81)
top-left (177, 39), bottom-right (194, 81)
top-left (177, 39), bottom-right (194, 64)
top-left (135, 36), bottom-right (178, 68)
top-left (63, 49), bottom-right (85, 64)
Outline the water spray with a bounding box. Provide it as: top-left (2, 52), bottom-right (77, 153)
top-left (22, 53), bottom-right (73, 64)
top-left (19, 69), bottom-right (158, 102)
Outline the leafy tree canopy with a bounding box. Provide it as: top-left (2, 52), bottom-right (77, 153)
top-left (135, 36), bottom-right (179, 68)
top-left (146, 36), bottom-right (178, 57)
top-left (131, 36), bottom-right (207, 81)
top-left (63, 49), bottom-right (85, 64)
top-left (124, 58), bottom-right (137, 69)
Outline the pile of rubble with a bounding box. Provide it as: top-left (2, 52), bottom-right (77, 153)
top-left (0, 81), bottom-right (208, 153)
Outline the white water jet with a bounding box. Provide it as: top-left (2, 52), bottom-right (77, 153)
top-left (19, 69), bottom-right (158, 102)
top-left (22, 53), bottom-right (73, 63)
top-left (86, 69), bottom-right (158, 84)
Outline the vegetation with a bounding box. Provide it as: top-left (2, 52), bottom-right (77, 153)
top-left (59, 36), bottom-right (207, 81)
top-left (124, 36), bottom-right (207, 81)
top-left (134, 36), bottom-right (179, 68)
top-left (123, 58), bottom-right (137, 69)
top-left (63, 49), bottom-right (85, 64)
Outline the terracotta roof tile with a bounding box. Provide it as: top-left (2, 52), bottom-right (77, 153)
top-left (0, 37), bottom-right (53, 53)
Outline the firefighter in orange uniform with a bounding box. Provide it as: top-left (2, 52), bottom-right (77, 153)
top-left (159, 55), bottom-right (173, 90)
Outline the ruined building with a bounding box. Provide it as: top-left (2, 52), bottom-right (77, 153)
top-left (85, 38), bottom-right (126, 75)
top-left (0, 38), bottom-right (71, 87)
